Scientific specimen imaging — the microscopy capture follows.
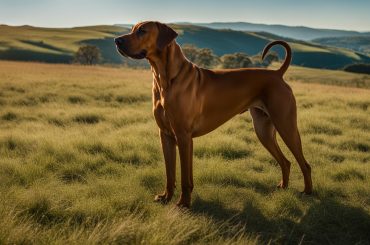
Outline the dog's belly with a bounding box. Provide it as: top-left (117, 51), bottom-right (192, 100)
top-left (153, 95), bottom-right (267, 138)
top-left (191, 98), bottom-right (267, 138)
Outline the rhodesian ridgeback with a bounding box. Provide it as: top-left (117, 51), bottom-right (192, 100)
top-left (114, 21), bottom-right (312, 208)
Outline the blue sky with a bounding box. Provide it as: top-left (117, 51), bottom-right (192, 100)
top-left (0, 0), bottom-right (369, 31)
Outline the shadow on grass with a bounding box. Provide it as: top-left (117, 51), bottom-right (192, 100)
top-left (192, 196), bottom-right (370, 244)
top-left (194, 147), bottom-right (252, 160)
top-left (0, 47), bottom-right (71, 63)
top-left (19, 40), bottom-right (68, 53)
top-left (198, 173), bottom-right (274, 194)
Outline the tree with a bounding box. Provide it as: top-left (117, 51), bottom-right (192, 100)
top-left (220, 52), bottom-right (252, 69)
top-left (181, 44), bottom-right (219, 68)
top-left (73, 45), bottom-right (101, 65)
top-left (182, 44), bottom-right (198, 63)
top-left (263, 51), bottom-right (279, 66)
top-left (196, 48), bottom-right (219, 68)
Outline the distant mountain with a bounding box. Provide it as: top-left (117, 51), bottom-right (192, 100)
top-left (1, 24), bottom-right (369, 69)
top-left (186, 22), bottom-right (370, 41)
top-left (313, 36), bottom-right (370, 54)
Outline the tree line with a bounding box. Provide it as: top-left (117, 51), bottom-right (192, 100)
top-left (181, 44), bottom-right (279, 69)
top-left (71, 44), bottom-right (370, 75)
top-left (73, 44), bottom-right (279, 69)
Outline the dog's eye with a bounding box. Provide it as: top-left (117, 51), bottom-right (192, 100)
top-left (137, 27), bottom-right (146, 36)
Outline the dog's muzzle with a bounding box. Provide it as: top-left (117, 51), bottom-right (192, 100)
top-left (114, 38), bottom-right (128, 57)
top-left (114, 37), bottom-right (147, 59)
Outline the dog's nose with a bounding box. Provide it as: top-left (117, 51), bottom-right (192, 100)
top-left (114, 38), bottom-right (124, 45)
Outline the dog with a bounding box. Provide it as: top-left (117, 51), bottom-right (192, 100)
top-left (114, 21), bottom-right (312, 208)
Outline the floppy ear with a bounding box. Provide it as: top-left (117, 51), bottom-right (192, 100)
top-left (156, 22), bottom-right (178, 51)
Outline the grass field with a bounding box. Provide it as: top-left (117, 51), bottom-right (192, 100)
top-left (0, 60), bottom-right (369, 244)
top-left (271, 63), bottom-right (370, 89)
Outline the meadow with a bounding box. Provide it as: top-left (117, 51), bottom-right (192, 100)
top-left (0, 60), bottom-right (369, 244)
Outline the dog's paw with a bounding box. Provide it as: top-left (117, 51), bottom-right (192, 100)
top-left (154, 192), bottom-right (172, 204)
top-left (276, 180), bottom-right (288, 189)
top-left (176, 195), bottom-right (191, 209)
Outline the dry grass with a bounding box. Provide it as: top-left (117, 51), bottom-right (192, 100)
top-left (0, 61), bottom-right (369, 244)
top-left (270, 63), bottom-right (370, 88)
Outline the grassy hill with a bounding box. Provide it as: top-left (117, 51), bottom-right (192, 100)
top-left (0, 60), bottom-right (369, 244)
top-left (0, 24), bottom-right (129, 63)
top-left (190, 22), bottom-right (370, 41)
top-left (1, 24), bottom-right (370, 69)
top-left (313, 35), bottom-right (370, 54)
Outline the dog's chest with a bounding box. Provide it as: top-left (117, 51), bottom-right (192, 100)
top-left (152, 85), bottom-right (173, 135)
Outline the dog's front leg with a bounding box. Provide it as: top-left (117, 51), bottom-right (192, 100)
top-left (176, 133), bottom-right (193, 208)
top-left (155, 130), bottom-right (176, 204)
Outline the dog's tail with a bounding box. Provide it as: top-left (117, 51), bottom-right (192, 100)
top-left (262, 40), bottom-right (292, 76)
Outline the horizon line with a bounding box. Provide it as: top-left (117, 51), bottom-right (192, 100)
top-left (1, 20), bottom-right (369, 33)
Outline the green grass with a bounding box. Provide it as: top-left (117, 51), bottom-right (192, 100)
top-left (0, 61), bottom-right (369, 244)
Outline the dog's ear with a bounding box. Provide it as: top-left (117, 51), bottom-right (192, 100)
top-left (156, 22), bottom-right (178, 51)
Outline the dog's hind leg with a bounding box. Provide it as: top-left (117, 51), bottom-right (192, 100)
top-left (265, 84), bottom-right (313, 194)
top-left (250, 107), bottom-right (291, 189)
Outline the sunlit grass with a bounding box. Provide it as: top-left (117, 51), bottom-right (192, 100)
top-left (0, 61), bottom-right (369, 244)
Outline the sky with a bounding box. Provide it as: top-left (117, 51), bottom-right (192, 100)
top-left (0, 0), bottom-right (369, 31)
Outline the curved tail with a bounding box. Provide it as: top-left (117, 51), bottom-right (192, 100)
top-left (262, 40), bottom-right (292, 75)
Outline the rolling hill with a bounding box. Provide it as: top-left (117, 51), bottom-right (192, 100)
top-left (188, 22), bottom-right (370, 41)
top-left (313, 36), bottom-right (370, 54)
top-left (0, 24), bottom-right (129, 63)
top-left (0, 24), bottom-right (369, 69)
top-left (173, 25), bottom-right (370, 69)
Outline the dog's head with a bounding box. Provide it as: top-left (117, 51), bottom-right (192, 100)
top-left (114, 21), bottom-right (178, 59)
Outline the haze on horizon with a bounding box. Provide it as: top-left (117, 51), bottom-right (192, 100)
top-left (0, 0), bottom-right (369, 32)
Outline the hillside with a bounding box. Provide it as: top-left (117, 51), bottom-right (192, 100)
top-left (1, 24), bottom-right (370, 69)
top-left (190, 22), bottom-right (370, 41)
top-left (174, 25), bottom-right (370, 69)
top-left (0, 60), bottom-right (369, 244)
top-left (313, 35), bottom-right (370, 54)
top-left (0, 24), bottom-right (129, 63)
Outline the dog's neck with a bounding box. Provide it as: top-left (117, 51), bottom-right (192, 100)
top-left (148, 42), bottom-right (188, 91)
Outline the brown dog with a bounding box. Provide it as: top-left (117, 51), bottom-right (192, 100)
top-left (115, 21), bottom-right (312, 208)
